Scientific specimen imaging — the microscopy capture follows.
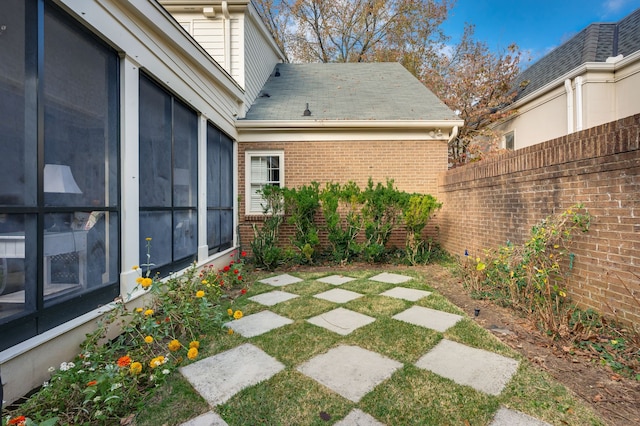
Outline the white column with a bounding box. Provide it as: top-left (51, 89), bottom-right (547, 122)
top-left (197, 115), bottom-right (209, 262)
top-left (119, 55), bottom-right (141, 295)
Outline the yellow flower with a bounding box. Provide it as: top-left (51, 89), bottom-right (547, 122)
top-left (196, 290), bottom-right (205, 298)
top-left (227, 308), bottom-right (233, 316)
top-left (130, 362), bottom-right (142, 375)
top-left (227, 328), bottom-right (234, 335)
top-left (168, 339), bottom-right (181, 352)
top-left (132, 265), bottom-right (139, 270)
top-left (144, 335), bottom-right (154, 343)
top-left (136, 308), bottom-right (143, 313)
top-left (610, 339), bottom-right (618, 345)
top-left (189, 341), bottom-right (200, 349)
top-left (233, 310), bottom-right (243, 320)
top-left (187, 347), bottom-right (198, 360)
top-left (141, 277), bottom-right (153, 288)
top-left (553, 244), bottom-right (560, 249)
top-left (136, 277), bottom-right (144, 284)
top-left (558, 290), bottom-right (567, 298)
top-left (145, 237), bottom-right (152, 241)
top-left (201, 280), bottom-right (208, 285)
top-left (149, 356), bottom-right (165, 368)
top-left (475, 262), bottom-right (486, 271)
top-left (144, 309), bottom-right (154, 316)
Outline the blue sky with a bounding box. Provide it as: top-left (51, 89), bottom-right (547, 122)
top-left (440, 0), bottom-right (640, 65)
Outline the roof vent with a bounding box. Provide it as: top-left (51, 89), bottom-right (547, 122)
top-left (303, 103), bottom-right (311, 116)
top-left (275, 67), bottom-right (281, 77)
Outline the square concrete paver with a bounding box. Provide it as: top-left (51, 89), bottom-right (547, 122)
top-left (297, 345), bottom-right (402, 402)
top-left (380, 286), bottom-right (432, 301)
top-left (314, 288), bottom-right (363, 303)
top-left (180, 343), bottom-right (285, 406)
top-left (224, 310), bottom-right (293, 337)
top-left (415, 339), bottom-right (519, 396)
top-left (317, 275), bottom-right (356, 285)
top-left (179, 411), bottom-right (228, 426)
top-left (259, 273), bottom-right (303, 287)
top-left (249, 290), bottom-right (299, 306)
top-left (393, 306), bottom-right (462, 332)
top-left (369, 272), bottom-right (412, 284)
top-left (334, 409), bottom-right (386, 426)
top-left (490, 408), bottom-right (552, 426)
top-left (307, 307), bottom-right (375, 335)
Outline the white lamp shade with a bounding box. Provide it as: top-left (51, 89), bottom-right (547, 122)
top-left (44, 164), bottom-right (82, 194)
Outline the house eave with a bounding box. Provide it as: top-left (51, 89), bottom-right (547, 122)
top-left (236, 119), bottom-right (464, 142)
top-left (508, 53), bottom-right (640, 111)
top-left (236, 119), bottom-right (464, 131)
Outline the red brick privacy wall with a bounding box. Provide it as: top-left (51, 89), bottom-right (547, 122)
top-left (437, 114), bottom-right (640, 325)
top-left (238, 139), bottom-right (448, 252)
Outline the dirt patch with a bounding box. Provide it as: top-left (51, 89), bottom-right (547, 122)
top-left (419, 264), bottom-right (640, 426)
top-left (278, 262), bottom-right (640, 426)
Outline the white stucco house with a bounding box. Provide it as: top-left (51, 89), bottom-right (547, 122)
top-left (493, 7), bottom-right (640, 150)
top-left (0, 0), bottom-right (462, 405)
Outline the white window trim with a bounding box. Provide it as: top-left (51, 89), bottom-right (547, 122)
top-left (244, 150), bottom-right (284, 215)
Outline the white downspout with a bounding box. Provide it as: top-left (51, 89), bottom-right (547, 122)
top-left (448, 125), bottom-right (459, 145)
top-left (575, 76), bottom-right (584, 131)
top-left (222, 1), bottom-right (231, 74)
top-left (564, 79), bottom-right (574, 133)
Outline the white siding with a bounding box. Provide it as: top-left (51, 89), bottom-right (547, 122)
top-left (243, 12), bottom-right (281, 110)
top-left (192, 19), bottom-right (225, 68)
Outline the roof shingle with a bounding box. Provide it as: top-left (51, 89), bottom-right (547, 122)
top-left (242, 62), bottom-right (459, 122)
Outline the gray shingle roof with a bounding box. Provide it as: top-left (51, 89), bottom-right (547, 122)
top-left (241, 62), bottom-right (459, 122)
top-left (514, 7), bottom-right (640, 100)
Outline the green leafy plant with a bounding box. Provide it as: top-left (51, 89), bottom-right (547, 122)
top-left (461, 205), bottom-right (591, 336)
top-left (319, 182), bottom-right (363, 263)
top-left (3, 239), bottom-right (230, 425)
top-left (250, 185), bottom-right (285, 270)
top-left (360, 179), bottom-right (406, 263)
top-left (402, 194), bottom-right (442, 265)
top-left (282, 182), bottom-right (321, 263)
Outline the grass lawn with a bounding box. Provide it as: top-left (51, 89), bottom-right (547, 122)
top-left (135, 269), bottom-right (604, 426)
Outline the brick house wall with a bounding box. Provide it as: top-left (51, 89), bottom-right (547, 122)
top-left (238, 138), bottom-right (448, 252)
top-left (437, 114), bottom-right (640, 325)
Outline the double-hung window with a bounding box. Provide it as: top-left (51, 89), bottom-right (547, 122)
top-left (245, 151), bottom-right (284, 214)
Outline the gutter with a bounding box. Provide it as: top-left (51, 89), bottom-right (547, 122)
top-left (236, 119), bottom-right (464, 131)
top-left (564, 79), bottom-right (574, 133)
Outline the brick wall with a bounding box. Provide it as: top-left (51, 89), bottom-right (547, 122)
top-left (437, 114), bottom-right (640, 325)
top-left (238, 138), bottom-right (448, 251)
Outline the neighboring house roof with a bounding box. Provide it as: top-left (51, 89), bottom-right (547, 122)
top-left (514, 7), bottom-right (640, 99)
top-left (241, 62), bottom-right (459, 122)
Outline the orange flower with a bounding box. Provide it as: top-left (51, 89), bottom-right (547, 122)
top-left (144, 335), bottom-right (154, 343)
top-left (189, 340), bottom-right (200, 349)
top-left (87, 380), bottom-right (98, 386)
top-left (141, 277), bottom-right (153, 288)
top-left (149, 356), bottom-right (165, 368)
top-left (233, 310), bottom-right (243, 320)
top-left (168, 339), bottom-right (181, 352)
top-left (8, 416), bottom-right (26, 426)
top-left (117, 355), bottom-right (132, 367)
top-left (187, 347), bottom-right (198, 360)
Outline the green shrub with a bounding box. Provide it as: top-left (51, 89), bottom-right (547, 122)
top-left (250, 185), bottom-right (285, 270)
